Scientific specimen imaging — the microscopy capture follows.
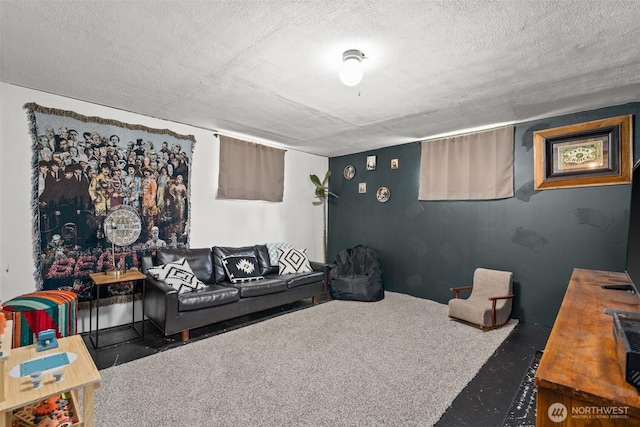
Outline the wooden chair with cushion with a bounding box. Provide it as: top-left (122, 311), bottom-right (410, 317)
top-left (448, 268), bottom-right (514, 330)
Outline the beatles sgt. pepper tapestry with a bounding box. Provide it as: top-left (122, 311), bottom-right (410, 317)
top-left (25, 103), bottom-right (196, 307)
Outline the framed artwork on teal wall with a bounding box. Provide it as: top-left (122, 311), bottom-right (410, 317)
top-left (533, 114), bottom-right (632, 190)
top-left (376, 186), bottom-right (390, 202)
top-left (366, 155), bottom-right (376, 170)
top-left (343, 165), bottom-right (355, 180)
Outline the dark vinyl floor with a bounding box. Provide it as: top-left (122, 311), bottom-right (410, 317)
top-left (435, 321), bottom-right (550, 426)
top-left (82, 297), bottom-right (550, 426)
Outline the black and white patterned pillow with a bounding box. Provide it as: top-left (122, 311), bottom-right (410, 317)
top-left (266, 242), bottom-right (293, 266)
top-left (277, 248), bottom-right (313, 274)
top-left (222, 256), bottom-right (264, 283)
top-left (147, 257), bottom-right (207, 294)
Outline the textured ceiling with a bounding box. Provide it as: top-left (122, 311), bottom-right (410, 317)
top-left (2, 1), bottom-right (640, 157)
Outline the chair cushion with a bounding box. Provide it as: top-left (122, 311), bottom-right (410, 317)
top-left (472, 268), bottom-right (513, 298)
top-left (448, 298), bottom-right (493, 327)
top-left (177, 284), bottom-right (240, 312)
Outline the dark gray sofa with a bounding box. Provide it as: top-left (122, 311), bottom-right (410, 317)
top-left (142, 245), bottom-right (329, 341)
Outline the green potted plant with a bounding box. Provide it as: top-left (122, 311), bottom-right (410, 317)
top-left (310, 171), bottom-right (338, 262)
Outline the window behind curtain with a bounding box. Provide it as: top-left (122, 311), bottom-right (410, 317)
top-left (418, 126), bottom-right (514, 201)
top-left (217, 135), bottom-right (285, 202)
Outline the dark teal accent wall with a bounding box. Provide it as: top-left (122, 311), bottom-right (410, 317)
top-left (328, 103), bottom-right (640, 327)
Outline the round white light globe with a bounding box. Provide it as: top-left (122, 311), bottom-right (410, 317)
top-left (339, 57), bottom-right (363, 86)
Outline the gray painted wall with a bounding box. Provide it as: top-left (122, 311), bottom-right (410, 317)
top-left (328, 103), bottom-right (639, 327)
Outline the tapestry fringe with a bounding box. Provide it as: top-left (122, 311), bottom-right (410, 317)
top-left (23, 103), bottom-right (196, 142)
top-left (26, 106), bottom-right (45, 290)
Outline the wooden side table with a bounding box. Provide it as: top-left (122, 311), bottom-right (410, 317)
top-left (88, 269), bottom-right (146, 349)
top-left (0, 334), bottom-right (101, 427)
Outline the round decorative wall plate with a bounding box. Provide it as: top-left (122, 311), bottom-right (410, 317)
top-left (344, 165), bottom-right (356, 180)
top-left (377, 187), bottom-right (390, 203)
top-left (103, 205), bottom-right (142, 246)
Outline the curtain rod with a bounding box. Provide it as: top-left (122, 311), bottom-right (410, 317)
top-left (213, 131), bottom-right (288, 152)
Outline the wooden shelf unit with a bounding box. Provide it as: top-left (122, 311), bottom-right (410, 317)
top-left (0, 334), bottom-right (101, 427)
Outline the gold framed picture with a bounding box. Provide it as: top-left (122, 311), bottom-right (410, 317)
top-left (533, 115), bottom-right (632, 190)
top-left (391, 158), bottom-right (399, 169)
top-left (358, 182), bottom-right (367, 193)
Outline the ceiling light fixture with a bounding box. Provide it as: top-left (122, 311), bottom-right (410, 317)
top-left (339, 49), bottom-right (365, 86)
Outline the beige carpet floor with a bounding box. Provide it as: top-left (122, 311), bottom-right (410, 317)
top-left (93, 292), bottom-right (517, 426)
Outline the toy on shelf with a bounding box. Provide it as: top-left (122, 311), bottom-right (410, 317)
top-left (33, 395), bottom-right (59, 417)
top-left (36, 330), bottom-right (58, 352)
top-left (12, 392), bottom-right (78, 427)
top-left (29, 372), bottom-right (42, 390)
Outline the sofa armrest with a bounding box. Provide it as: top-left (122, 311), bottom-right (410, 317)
top-left (141, 255), bottom-right (155, 274)
top-left (309, 261), bottom-right (326, 272)
top-left (144, 274), bottom-right (179, 327)
top-left (310, 261), bottom-right (331, 293)
top-left (146, 275), bottom-right (178, 294)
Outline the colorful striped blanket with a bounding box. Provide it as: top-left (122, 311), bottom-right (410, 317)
top-left (3, 290), bottom-right (77, 348)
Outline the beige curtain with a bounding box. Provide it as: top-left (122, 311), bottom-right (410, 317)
top-left (218, 135), bottom-right (285, 202)
top-left (418, 126), bottom-right (514, 200)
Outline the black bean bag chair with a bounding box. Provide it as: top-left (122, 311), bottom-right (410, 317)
top-left (330, 245), bottom-right (384, 301)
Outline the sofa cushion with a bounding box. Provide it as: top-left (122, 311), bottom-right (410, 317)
top-left (222, 256), bottom-right (264, 283)
top-left (224, 277), bottom-right (288, 297)
top-left (177, 284), bottom-right (240, 312)
top-left (156, 248), bottom-right (214, 283)
top-left (147, 257), bottom-right (207, 294)
top-left (278, 248), bottom-right (313, 274)
top-left (254, 244), bottom-right (273, 275)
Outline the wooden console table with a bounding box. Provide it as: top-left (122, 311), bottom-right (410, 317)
top-left (535, 268), bottom-right (640, 426)
top-left (0, 334), bottom-right (101, 427)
